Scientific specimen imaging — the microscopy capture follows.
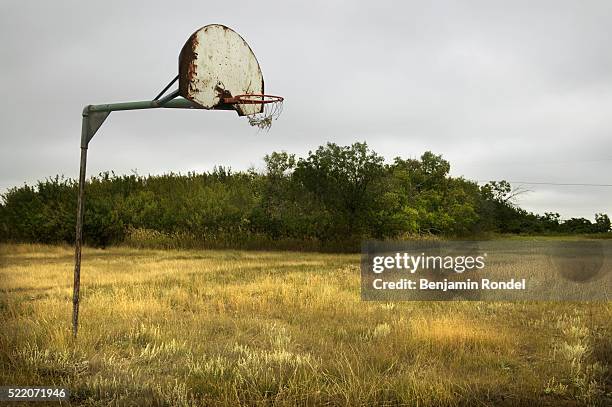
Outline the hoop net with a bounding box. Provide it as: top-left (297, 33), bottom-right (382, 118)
top-left (227, 94), bottom-right (284, 131)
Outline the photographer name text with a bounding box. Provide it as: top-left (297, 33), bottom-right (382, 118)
top-left (372, 278), bottom-right (526, 291)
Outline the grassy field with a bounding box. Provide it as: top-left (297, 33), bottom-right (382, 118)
top-left (0, 244), bottom-right (610, 406)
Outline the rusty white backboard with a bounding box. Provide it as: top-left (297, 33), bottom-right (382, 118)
top-left (178, 24), bottom-right (264, 116)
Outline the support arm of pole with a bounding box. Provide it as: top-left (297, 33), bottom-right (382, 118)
top-left (87, 96), bottom-right (200, 113)
top-left (81, 97), bottom-right (202, 147)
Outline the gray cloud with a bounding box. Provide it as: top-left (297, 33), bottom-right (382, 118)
top-left (1, 0), bottom-right (610, 219)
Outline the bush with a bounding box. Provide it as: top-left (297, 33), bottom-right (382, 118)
top-left (1, 144), bottom-right (608, 249)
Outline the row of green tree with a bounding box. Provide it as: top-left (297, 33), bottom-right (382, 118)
top-left (0, 142), bottom-right (609, 250)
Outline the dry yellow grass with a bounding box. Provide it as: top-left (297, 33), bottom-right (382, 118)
top-left (0, 243), bottom-right (610, 406)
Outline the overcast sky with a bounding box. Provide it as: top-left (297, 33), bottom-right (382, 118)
top-left (1, 1), bottom-right (610, 219)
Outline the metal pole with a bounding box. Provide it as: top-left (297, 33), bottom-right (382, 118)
top-left (70, 96), bottom-right (202, 337)
top-left (72, 113), bottom-right (89, 338)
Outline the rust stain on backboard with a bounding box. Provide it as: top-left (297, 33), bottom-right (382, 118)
top-left (178, 33), bottom-right (199, 103)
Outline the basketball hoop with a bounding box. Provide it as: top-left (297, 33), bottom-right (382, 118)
top-left (71, 23), bottom-right (284, 338)
top-left (224, 94), bottom-right (284, 131)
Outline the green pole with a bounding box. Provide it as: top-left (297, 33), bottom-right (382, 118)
top-left (72, 114), bottom-right (89, 338)
top-left (71, 96), bottom-right (201, 337)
